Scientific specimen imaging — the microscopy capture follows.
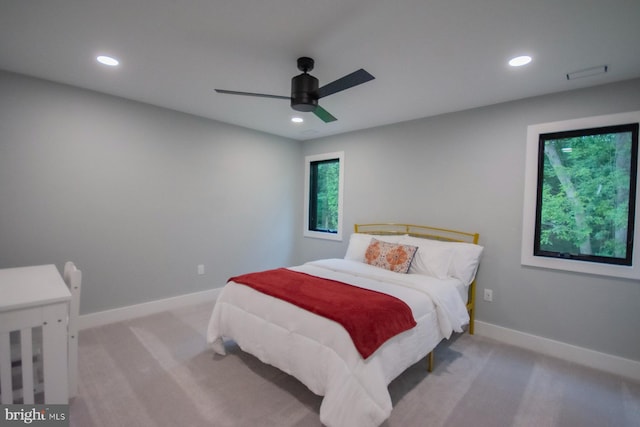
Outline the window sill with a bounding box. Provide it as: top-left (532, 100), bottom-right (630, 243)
top-left (304, 230), bottom-right (343, 241)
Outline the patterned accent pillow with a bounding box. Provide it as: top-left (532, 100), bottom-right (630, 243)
top-left (364, 238), bottom-right (418, 273)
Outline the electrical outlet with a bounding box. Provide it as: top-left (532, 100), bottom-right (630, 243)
top-left (483, 288), bottom-right (493, 302)
top-left (197, 264), bottom-right (205, 275)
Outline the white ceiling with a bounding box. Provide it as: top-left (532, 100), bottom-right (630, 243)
top-left (1, 0), bottom-right (639, 141)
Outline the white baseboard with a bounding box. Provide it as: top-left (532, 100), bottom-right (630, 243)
top-left (79, 288), bottom-right (222, 330)
top-left (77, 295), bottom-right (640, 382)
top-left (474, 320), bottom-right (640, 382)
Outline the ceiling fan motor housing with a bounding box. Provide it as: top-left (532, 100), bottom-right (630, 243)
top-left (291, 73), bottom-right (318, 112)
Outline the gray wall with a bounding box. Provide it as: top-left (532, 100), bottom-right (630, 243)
top-left (299, 78), bottom-right (640, 362)
top-left (3, 69), bottom-right (639, 363)
top-left (0, 71), bottom-right (302, 314)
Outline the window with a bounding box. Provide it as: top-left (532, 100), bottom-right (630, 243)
top-left (535, 124), bottom-right (638, 265)
top-left (522, 111), bottom-right (640, 279)
top-left (304, 152), bottom-right (344, 240)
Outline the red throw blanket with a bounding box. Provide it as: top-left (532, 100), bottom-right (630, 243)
top-left (229, 268), bottom-right (417, 359)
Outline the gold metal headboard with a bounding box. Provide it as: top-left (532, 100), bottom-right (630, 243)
top-left (354, 222), bottom-right (481, 338)
top-left (354, 223), bottom-right (479, 244)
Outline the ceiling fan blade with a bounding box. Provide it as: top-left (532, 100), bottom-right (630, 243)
top-left (317, 69), bottom-right (375, 99)
top-left (313, 105), bottom-right (337, 123)
top-left (215, 89), bottom-right (290, 100)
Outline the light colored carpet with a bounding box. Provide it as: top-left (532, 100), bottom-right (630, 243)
top-left (69, 302), bottom-right (640, 427)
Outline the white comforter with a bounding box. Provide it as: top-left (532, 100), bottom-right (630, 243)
top-left (207, 259), bottom-right (469, 427)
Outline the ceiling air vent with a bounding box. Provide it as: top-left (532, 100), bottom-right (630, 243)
top-left (566, 65), bottom-right (608, 80)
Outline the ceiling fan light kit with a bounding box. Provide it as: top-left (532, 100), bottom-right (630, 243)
top-left (215, 57), bottom-right (374, 123)
top-left (291, 58), bottom-right (319, 112)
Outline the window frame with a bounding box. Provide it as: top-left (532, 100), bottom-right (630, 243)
top-left (521, 111), bottom-right (640, 279)
top-left (304, 151), bottom-right (344, 241)
top-left (534, 123), bottom-right (638, 266)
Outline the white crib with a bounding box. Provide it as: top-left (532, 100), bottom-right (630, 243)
top-left (0, 263), bottom-right (80, 404)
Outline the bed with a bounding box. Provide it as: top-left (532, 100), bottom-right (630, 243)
top-left (207, 223), bottom-right (482, 427)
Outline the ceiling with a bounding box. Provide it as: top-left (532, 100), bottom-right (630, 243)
top-left (1, 0), bottom-right (639, 141)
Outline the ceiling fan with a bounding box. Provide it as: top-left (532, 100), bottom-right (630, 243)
top-left (215, 57), bottom-right (375, 123)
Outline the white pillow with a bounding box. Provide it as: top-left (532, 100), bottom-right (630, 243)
top-left (344, 233), bottom-right (406, 262)
top-left (400, 236), bottom-right (454, 279)
top-left (400, 235), bottom-right (484, 285)
top-left (449, 242), bottom-right (484, 285)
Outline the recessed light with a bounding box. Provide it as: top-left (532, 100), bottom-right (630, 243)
top-left (291, 117), bottom-right (304, 123)
top-left (97, 55), bottom-right (119, 66)
top-left (508, 55), bottom-right (532, 67)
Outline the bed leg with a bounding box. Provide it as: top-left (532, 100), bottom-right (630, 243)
top-left (467, 279), bottom-right (476, 335)
top-left (427, 351), bottom-right (434, 372)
